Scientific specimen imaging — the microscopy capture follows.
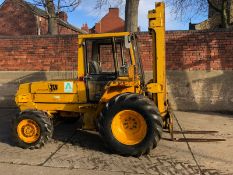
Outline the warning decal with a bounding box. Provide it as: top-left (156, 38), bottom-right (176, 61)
top-left (64, 82), bottom-right (73, 93)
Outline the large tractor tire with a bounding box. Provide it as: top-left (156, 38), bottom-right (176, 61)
top-left (12, 110), bottom-right (53, 149)
top-left (98, 93), bottom-right (163, 156)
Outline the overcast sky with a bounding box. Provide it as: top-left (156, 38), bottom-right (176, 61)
top-left (0, 0), bottom-right (208, 31)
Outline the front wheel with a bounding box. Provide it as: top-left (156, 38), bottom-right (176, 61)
top-left (12, 110), bottom-right (53, 149)
top-left (98, 93), bottom-right (163, 156)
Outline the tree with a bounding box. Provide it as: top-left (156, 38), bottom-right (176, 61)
top-left (32, 0), bottom-right (81, 34)
top-left (125, 0), bottom-right (140, 32)
top-left (208, 0), bottom-right (230, 28)
top-left (95, 0), bottom-right (140, 32)
top-left (166, 0), bottom-right (232, 28)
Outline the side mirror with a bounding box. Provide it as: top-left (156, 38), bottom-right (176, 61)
top-left (124, 36), bottom-right (131, 49)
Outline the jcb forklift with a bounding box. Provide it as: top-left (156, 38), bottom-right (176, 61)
top-left (13, 2), bottom-right (174, 156)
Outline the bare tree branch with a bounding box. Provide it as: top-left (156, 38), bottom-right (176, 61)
top-left (166, 0), bottom-right (208, 21)
top-left (94, 0), bottom-right (124, 10)
top-left (32, 0), bottom-right (81, 13)
top-left (166, 0), bottom-right (231, 28)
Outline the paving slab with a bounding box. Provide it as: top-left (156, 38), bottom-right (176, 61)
top-left (0, 108), bottom-right (232, 175)
top-left (0, 162), bottom-right (124, 175)
top-left (175, 111), bottom-right (233, 175)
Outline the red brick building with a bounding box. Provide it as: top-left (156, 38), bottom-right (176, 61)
top-left (90, 8), bottom-right (125, 33)
top-left (0, 0), bottom-right (85, 35)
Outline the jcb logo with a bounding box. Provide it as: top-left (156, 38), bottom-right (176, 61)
top-left (48, 84), bottom-right (58, 92)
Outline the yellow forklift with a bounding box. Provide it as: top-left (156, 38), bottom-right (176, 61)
top-left (13, 2), bottom-right (174, 156)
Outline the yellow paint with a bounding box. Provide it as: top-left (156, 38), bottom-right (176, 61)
top-left (146, 83), bottom-right (163, 93)
top-left (76, 81), bottom-right (87, 103)
top-left (15, 93), bottom-right (32, 103)
top-left (30, 81), bottom-right (76, 94)
top-left (17, 119), bottom-right (40, 143)
top-left (78, 32), bottom-right (131, 39)
top-left (16, 83), bottom-right (30, 94)
top-left (16, 80), bottom-right (87, 104)
top-left (148, 2), bottom-right (167, 117)
top-left (77, 38), bottom-right (85, 78)
top-left (129, 45), bottom-right (136, 65)
top-left (111, 110), bottom-right (147, 145)
top-left (33, 94), bottom-right (78, 103)
top-left (100, 79), bottom-right (141, 103)
top-left (18, 103), bottom-right (96, 113)
top-left (128, 65), bottom-right (136, 81)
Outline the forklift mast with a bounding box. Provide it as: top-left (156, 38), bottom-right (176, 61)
top-left (148, 2), bottom-right (167, 117)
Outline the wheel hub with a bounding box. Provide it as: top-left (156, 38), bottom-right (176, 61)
top-left (22, 125), bottom-right (35, 137)
top-left (111, 110), bottom-right (147, 145)
top-left (123, 116), bottom-right (139, 130)
top-left (17, 119), bottom-right (40, 143)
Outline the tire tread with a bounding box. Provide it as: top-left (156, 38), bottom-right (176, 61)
top-left (98, 93), bottom-right (163, 156)
top-left (12, 110), bottom-right (53, 149)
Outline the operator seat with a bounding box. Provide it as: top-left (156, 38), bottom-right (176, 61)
top-left (89, 61), bottom-right (102, 74)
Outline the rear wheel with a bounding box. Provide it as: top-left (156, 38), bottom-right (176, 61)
top-left (12, 110), bottom-right (53, 149)
top-left (98, 93), bottom-right (163, 156)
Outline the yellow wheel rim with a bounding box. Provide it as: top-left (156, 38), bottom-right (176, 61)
top-left (111, 110), bottom-right (147, 145)
top-left (17, 119), bottom-right (40, 144)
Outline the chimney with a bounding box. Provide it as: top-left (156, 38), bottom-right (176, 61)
top-left (81, 23), bottom-right (89, 33)
top-left (109, 8), bottom-right (119, 17)
top-left (57, 11), bottom-right (68, 21)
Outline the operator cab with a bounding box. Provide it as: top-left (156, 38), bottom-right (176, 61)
top-left (84, 35), bottom-right (143, 102)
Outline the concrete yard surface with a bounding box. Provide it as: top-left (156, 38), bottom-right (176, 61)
top-left (0, 109), bottom-right (232, 175)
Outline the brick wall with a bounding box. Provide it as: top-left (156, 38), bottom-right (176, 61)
top-left (0, 35), bottom-right (77, 71)
top-left (0, 30), bottom-right (232, 71)
top-left (138, 31), bottom-right (233, 71)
